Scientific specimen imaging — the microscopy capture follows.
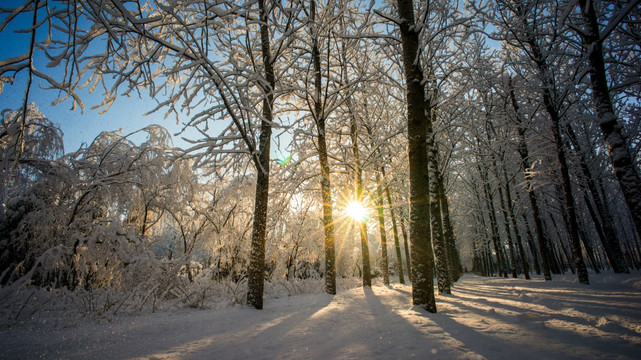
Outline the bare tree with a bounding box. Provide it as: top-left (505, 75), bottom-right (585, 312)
top-left (569, 0), bottom-right (641, 241)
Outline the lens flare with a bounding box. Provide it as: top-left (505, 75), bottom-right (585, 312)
top-left (344, 201), bottom-right (369, 222)
top-left (277, 153), bottom-right (292, 166)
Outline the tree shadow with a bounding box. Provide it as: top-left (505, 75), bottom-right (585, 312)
top-left (436, 292), bottom-right (641, 359)
top-left (5, 281), bottom-right (640, 360)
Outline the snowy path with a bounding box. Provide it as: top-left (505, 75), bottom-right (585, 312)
top-left (2, 274), bottom-right (641, 359)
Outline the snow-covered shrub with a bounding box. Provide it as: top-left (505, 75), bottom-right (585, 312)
top-left (0, 105), bottom-right (364, 322)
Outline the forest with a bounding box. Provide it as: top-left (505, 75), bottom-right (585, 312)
top-left (0, 0), bottom-right (640, 330)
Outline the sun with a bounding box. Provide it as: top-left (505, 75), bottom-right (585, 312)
top-left (344, 201), bottom-right (370, 223)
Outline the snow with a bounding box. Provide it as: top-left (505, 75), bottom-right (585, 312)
top-left (2, 273), bottom-right (641, 359)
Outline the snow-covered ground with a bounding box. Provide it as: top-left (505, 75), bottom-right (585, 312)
top-left (1, 272), bottom-right (641, 359)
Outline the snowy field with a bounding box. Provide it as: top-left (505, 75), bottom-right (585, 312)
top-left (1, 272), bottom-right (641, 359)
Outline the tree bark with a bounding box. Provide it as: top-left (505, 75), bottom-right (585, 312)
top-left (521, 209), bottom-right (541, 275)
top-left (539, 80), bottom-right (589, 283)
top-left (309, 0), bottom-right (337, 295)
top-left (577, 0), bottom-right (641, 242)
top-left (247, 0), bottom-right (275, 310)
top-left (429, 135), bottom-right (451, 293)
top-left (396, 0), bottom-right (436, 312)
top-left (472, 179), bottom-right (493, 276)
top-left (577, 220), bottom-right (601, 274)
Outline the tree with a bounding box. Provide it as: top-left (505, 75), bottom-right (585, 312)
top-left (383, 173), bottom-right (405, 284)
top-left (508, 77), bottom-right (553, 280)
top-left (395, 0), bottom-right (437, 312)
top-left (245, 0), bottom-right (278, 310)
top-left (1, 0), bottom-right (305, 309)
top-left (296, 0), bottom-right (340, 294)
top-left (0, 104), bottom-right (65, 286)
top-left (570, 0), bottom-right (641, 242)
top-left (493, 0), bottom-right (589, 284)
top-left (337, 7), bottom-right (373, 287)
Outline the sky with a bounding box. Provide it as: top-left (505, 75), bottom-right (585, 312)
top-left (0, 78), bottom-right (192, 152)
top-left (0, 4), bottom-right (194, 152)
top-left (0, 3), bottom-right (295, 159)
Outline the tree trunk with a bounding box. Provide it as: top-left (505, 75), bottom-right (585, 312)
top-left (350, 113), bottom-right (371, 287)
top-left (318, 120), bottom-right (337, 294)
top-left (437, 172), bottom-right (461, 282)
top-left (509, 78), bottom-right (552, 280)
top-left (485, 243), bottom-right (495, 276)
top-left (384, 181), bottom-right (405, 284)
top-left (502, 166), bottom-right (530, 279)
top-left (496, 168), bottom-right (518, 278)
top-left (396, 0), bottom-right (436, 312)
top-left (472, 179), bottom-right (493, 276)
top-left (309, 0), bottom-right (337, 295)
top-left (375, 171), bottom-right (390, 285)
top-left (246, 0), bottom-right (275, 310)
top-left (577, 0), bottom-right (641, 241)
top-left (399, 211), bottom-right (412, 283)
top-left (577, 221), bottom-right (601, 274)
top-left (542, 85), bottom-right (589, 284)
top-left (521, 210), bottom-right (541, 275)
top-left (521, 11), bottom-right (589, 284)
top-left (566, 124), bottom-right (628, 273)
top-left (428, 133), bottom-right (450, 292)
top-left (481, 166), bottom-right (507, 278)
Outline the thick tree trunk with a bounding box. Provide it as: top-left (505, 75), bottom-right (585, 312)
top-left (247, 150), bottom-right (271, 309)
top-left (396, 0), bottom-right (436, 312)
top-left (318, 115), bottom-right (336, 294)
top-left (246, 0), bottom-right (275, 310)
top-left (310, 0), bottom-right (337, 295)
top-left (556, 131), bottom-right (589, 282)
top-left (577, 0), bottom-right (641, 241)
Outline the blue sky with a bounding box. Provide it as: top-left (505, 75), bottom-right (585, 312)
top-left (0, 77), bottom-right (191, 152)
top-left (0, 2), bottom-right (294, 158)
top-left (0, 4), bottom-right (192, 152)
